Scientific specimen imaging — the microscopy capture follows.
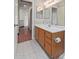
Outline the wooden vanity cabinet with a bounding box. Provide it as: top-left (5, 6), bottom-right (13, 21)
top-left (52, 31), bottom-right (65, 58)
top-left (38, 28), bottom-right (45, 48)
top-left (35, 27), bottom-right (65, 59)
top-left (45, 31), bottom-right (52, 56)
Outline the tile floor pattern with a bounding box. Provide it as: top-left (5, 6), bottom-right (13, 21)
top-left (15, 40), bottom-right (50, 59)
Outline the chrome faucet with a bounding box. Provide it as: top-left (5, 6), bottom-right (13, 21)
top-left (48, 24), bottom-right (51, 27)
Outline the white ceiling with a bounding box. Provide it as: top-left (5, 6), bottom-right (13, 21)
top-left (35, 0), bottom-right (44, 6)
top-left (35, 0), bottom-right (55, 6)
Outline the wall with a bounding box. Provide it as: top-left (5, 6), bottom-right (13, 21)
top-left (32, 0), bottom-right (36, 40)
top-left (57, 2), bottom-right (65, 26)
top-left (14, 0), bottom-right (18, 25)
top-left (28, 8), bottom-right (32, 30)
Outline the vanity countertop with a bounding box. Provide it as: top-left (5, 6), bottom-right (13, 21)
top-left (35, 24), bottom-right (65, 33)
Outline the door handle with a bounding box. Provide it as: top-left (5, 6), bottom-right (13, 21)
top-left (14, 24), bottom-right (19, 27)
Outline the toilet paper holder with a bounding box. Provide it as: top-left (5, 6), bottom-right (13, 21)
top-left (53, 37), bottom-right (61, 43)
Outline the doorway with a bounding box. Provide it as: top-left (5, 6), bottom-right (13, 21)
top-left (18, 0), bottom-right (32, 43)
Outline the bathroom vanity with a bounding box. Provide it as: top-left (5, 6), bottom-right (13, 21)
top-left (35, 0), bottom-right (65, 58)
top-left (35, 24), bottom-right (65, 59)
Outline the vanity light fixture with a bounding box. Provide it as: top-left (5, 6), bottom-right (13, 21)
top-left (24, 5), bottom-right (26, 7)
top-left (44, 0), bottom-right (53, 6)
top-left (44, 0), bottom-right (62, 8)
top-left (37, 6), bottom-right (43, 12)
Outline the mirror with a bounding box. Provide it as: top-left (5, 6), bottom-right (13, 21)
top-left (43, 8), bottom-right (50, 19)
top-left (51, 8), bottom-right (57, 25)
top-left (36, 10), bottom-right (43, 19)
top-left (43, 8), bottom-right (51, 25)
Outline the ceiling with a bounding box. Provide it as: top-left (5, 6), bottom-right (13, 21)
top-left (19, 0), bottom-right (32, 7)
top-left (22, 0), bottom-right (32, 2)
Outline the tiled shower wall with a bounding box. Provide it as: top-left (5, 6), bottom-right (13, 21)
top-left (19, 5), bottom-right (29, 27)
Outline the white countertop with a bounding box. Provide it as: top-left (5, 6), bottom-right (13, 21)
top-left (35, 24), bottom-right (65, 33)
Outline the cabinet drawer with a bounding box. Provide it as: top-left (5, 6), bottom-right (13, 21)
top-left (45, 42), bottom-right (52, 56)
top-left (45, 31), bottom-right (52, 39)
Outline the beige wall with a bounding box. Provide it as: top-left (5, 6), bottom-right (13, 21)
top-left (57, 2), bottom-right (65, 26)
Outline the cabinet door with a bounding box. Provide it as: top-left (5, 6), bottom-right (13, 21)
top-left (45, 31), bottom-right (52, 44)
top-left (45, 31), bottom-right (52, 56)
top-left (52, 31), bottom-right (65, 58)
top-left (38, 28), bottom-right (45, 47)
top-left (45, 38), bottom-right (52, 56)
